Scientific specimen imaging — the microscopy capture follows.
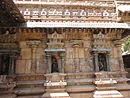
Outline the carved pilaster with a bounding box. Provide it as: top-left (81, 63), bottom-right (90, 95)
top-left (46, 52), bottom-right (51, 74)
top-left (94, 52), bottom-right (99, 72)
top-left (60, 52), bottom-right (65, 73)
top-left (114, 40), bottom-right (125, 72)
top-left (9, 54), bottom-right (17, 75)
top-left (27, 40), bottom-right (41, 73)
top-left (106, 53), bottom-right (110, 71)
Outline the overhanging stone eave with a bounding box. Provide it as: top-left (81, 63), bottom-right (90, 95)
top-left (20, 22), bottom-right (130, 29)
top-left (14, 1), bottom-right (116, 8)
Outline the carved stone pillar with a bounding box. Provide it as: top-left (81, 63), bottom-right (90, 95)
top-left (114, 40), bottom-right (125, 72)
top-left (94, 52), bottom-right (99, 72)
top-left (9, 54), bottom-right (17, 74)
top-left (46, 52), bottom-right (51, 74)
top-left (106, 53), bottom-right (110, 71)
top-left (27, 40), bottom-right (41, 73)
top-left (116, 44), bottom-right (125, 71)
top-left (60, 52), bottom-right (65, 73)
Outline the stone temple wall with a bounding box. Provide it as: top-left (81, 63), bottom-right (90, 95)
top-left (9, 28), bottom-right (124, 74)
top-left (0, 0), bottom-right (130, 97)
top-left (0, 28), bottom-right (129, 98)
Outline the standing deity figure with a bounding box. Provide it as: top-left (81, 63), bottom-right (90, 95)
top-left (98, 54), bottom-right (107, 71)
top-left (51, 56), bottom-right (59, 73)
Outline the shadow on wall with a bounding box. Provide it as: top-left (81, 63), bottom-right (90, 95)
top-left (123, 54), bottom-right (130, 78)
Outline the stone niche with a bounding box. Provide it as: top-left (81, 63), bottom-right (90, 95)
top-left (45, 31), bottom-right (65, 74)
top-left (92, 32), bottom-right (111, 72)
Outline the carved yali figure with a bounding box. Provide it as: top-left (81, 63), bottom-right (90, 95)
top-left (51, 56), bottom-right (59, 73)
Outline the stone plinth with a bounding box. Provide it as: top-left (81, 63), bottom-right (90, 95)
top-left (45, 81), bottom-right (67, 87)
top-left (95, 79), bottom-right (117, 85)
top-left (42, 73), bottom-right (70, 98)
top-left (66, 72), bottom-right (95, 93)
top-left (0, 75), bottom-right (16, 90)
top-left (93, 72), bottom-right (124, 98)
top-left (0, 75), bottom-right (16, 98)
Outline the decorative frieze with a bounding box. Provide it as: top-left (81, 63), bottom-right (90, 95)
top-left (17, 28), bottom-right (44, 41)
top-left (0, 34), bottom-right (17, 43)
top-left (0, 43), bottom-right (18, 49)
top-left (18, 6), bottom-right (117, 22)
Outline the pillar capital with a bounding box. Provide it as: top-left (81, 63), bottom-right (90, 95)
top-left (113, 40), bottom-right (123, 46)
top-left (26, 40), bottom-right (41, 48)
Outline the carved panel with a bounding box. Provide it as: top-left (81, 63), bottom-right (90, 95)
top-left (18, 28), bottom-right (45, 41)
top-left (92, 32), bottom-right (111, 52)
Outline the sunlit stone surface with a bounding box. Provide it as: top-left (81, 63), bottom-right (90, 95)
top-left (0, 0), bottom-right (130, 98)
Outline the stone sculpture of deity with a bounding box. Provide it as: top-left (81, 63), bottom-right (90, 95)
top-left (51, 56), bottom-right (59, 73)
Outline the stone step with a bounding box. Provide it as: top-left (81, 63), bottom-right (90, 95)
top-left (44, 81), bottom-right (67, 87)
top-left (96, 86), bottom-right (116, 90)
top-left (0, 82), bottom-right (16, 89)
top-left (15, 87), bottom-right (45, 95)
top-left (93, 90), bottom-right (123, 98)
top-left (66, 85), bottom-right (95, 92)
top-left (67, 78), bottom-right (93, 83)
top-left (46, 88), bottom-right (66, 92)
top-left (17, 80), bottom-right (44, 85)
top-left (17, 95), bottom-right (41, 98)
top-left (116, 83), bottom-right (130, 90)
top-left (95, 79), bottom-right (117, 85)
top-left (96, 78), bottom-right (128, 83)
top-left (16, 74), bottom-right (45, 81)
top-left (42, 92), bottom-right (70, 98)
top-left (16, 80), bottom-right (44, 88)
top-left (0, 94), bottom-right (16, 98)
